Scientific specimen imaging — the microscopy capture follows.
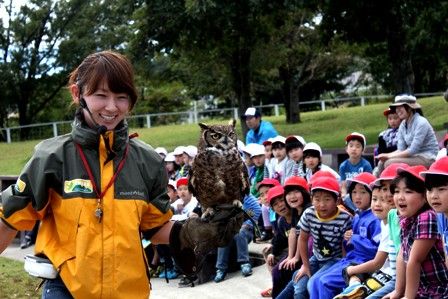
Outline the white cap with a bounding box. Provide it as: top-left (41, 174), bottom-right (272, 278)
top-left (173, 146), bottom-right (186, 156)
top-left (243, 107), bottom-right (261, 118)
top-left (303, 142), bottom-right (322, 156)
top-left (165, 152), bottom-right (175, 162)
top-left (270, 135), bottom-right (286, 145)
top-left (243, 143), bottom-right (258, 155)
top-left (167, 179), bottom-right (177, 190)
top-left (285, 135), bottom-right (306, 147)
top-left (184, 145), bottom-right (198, 158)
top-left (155, 147), bottom-right (168, 156)
top-left (249, 143), bottom-right (266, 158)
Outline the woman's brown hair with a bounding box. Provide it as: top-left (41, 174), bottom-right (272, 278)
top-left (68, 50), bottom-right (138, 109)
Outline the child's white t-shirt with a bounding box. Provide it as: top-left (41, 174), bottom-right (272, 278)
top-left (378, 221), bottom-right (394, 277)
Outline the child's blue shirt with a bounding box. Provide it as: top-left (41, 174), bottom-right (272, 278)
top-left (339, 158), bottom-right (372, 181)
top-left (345, 208), bottom-right (381, 262)
top-left (437, 213), bottom-right (448, 257)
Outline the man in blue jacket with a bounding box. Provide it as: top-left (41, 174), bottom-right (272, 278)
top-left (243, 107), bottom-right (278, 145)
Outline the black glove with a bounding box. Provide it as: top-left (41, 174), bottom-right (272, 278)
top-left (169, 206), bottom-right (244, 276)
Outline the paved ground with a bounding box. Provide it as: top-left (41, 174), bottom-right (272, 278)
top-left (3, 239), bottom-right (272, 299)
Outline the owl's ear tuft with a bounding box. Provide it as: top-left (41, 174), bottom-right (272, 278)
top-left (228, 119), bottom-right (236, 128)
top-left (199, 123), bottom-right (209, 131)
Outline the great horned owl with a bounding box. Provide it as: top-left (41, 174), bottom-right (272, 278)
top-left (189, 122), bottom-right (249, 220)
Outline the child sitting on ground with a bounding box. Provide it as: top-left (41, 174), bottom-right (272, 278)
top-left (334, 184), bottom-right (395, 299)
top-left (386, 165), bottom-right (448, 298)
top-left (422, 156), bottom-right (448, 267)
top-left (339, 132), bottom-right (373, 198)
top-left (256, 178), bottom-right (280, 242)
top-left (284, 135), bottom-right (307, 180)
top-left (276, 176), bottom-right (352, 299)
top-left (311, 172), bottom-right (380, 299)
top-left (272, 176), bottom-right (311, 298)
top-left (302, 142), bottom-right (340, 182)
top-left (261, 185), bottom-right (294, 297)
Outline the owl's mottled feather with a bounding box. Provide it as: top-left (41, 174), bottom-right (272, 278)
top-left (189, 122), bottom-right (249, 219)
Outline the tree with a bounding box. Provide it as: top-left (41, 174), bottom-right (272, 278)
top-left (0, 0), bottom-right (138, 132)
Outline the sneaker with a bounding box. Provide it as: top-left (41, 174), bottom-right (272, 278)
top-left (257, 231), bottom-right (273, 242)
top-left (178, 275), bottom-right (198, 288)
top-left (333, 282), bottom-right (367, 299)
top-left (166, 268), bottom-right (179, 279)
top-left (240, 263), bottom-right (253, 277)
top-left (214, 269), bottom-right (227, 283)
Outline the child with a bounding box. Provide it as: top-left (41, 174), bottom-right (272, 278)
top-left (276, 176), bottom-right (352, 299)
top-left (214, 193), bottom-right (261, 282)
top-left (436, 133), bottom-right (448, 160)
top-left (263, 138), bottom-right (273, 178)
top-left (257, 178), bottom-right (280, 242)
top-left (334, 184), bottom-right (395, 299)
top-left (303, 142), bottom-right (340, 182)
top-left (311, 172), bottom-right (380, 299)
top-left (170, 177), bottom-right (198, 221)
top-left (339, 132), bottom-right (373, 197)
top-left (261, 185), bottom-right (293, 297)
top-left (165, 152), bottom-right (180, 180)
top-left (387, 165), bottom-right (448, 298)
top-left (248, 143), bottom-right (268, 197)
top-left (377, 109), bottom-right (400, 156)
top-left (167, 179), bottom-right (178, 205)
top-left (422, 156), bottom-right (448, 267)
top-left (284, 135), bottom-right (307, 180)
top-left (181, 145), bottom-right (197, 177)
top-left (272, 176), bottom-right (311, 298)
top-left (268, 136), bottom-right (289, 184)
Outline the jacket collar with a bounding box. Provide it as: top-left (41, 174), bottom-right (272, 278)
top-left (71, 112), bottom-right (129, 153)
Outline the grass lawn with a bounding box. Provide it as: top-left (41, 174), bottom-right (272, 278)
top-left (0, 257), bottom-right (41, 298)
top-left (1, 96), bottom-right (447, 175)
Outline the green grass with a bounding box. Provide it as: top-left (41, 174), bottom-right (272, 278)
top-left (1, 96), bottom-right (447, 175)
top-left (0, 257), bottom-right (41, 298)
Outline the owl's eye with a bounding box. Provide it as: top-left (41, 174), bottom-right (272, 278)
top-left (210, 132), bottom-right (221, 140)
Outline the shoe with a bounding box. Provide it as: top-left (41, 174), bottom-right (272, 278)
top-left (214, 269), bottom-right (227, 283)
top-left (178, 275), bottom-right (198, 288)
top-left (257, 231), bottom-right (273, 242)
top-left (240, 263), bottom-right (252, 277)
top-left (333, 282), bottom-right (367, 299)
top-left (260, 287), bottom-right (272, 297)
top-left (166, 268), bottom-right (179, 279)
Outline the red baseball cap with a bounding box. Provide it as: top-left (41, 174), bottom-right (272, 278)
top-left (420, 156), bottom-right (448, 178)
top-left (284, 176), bottom-right (309, 194)
top-left (383, 108), bottom-right (396, 117)
top-left (176, 177), bottom-right (188, 188)
top-left (257, 178), bottom-right (280, 190)
top-left (310, 176), bottom-right (340, 196)
top-left (345, 132), bottom-right (366, 148)
top-left (347, 172), bottom-right (377, 192)
top-left (397, 165), bottom-right (427, 182)
top-left (267, 185), bottom-right (285, 206)
top-left (374, 163), bottom-right (409, 186)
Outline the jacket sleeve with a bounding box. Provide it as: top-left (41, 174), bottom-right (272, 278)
top-left (1, 140), bottom-right (61, 230)
top-left (350, 217), bottom-right (381, 259)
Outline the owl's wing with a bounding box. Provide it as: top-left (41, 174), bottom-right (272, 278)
top-left (188, 169), bottom-right (197, 197)
top-left (240, 159), bottom-right (250, 197)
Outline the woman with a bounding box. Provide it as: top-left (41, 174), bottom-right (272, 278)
top-left (377, 94), bottom-right (438, 173)
top-left (0, 50), bottom-right (240, 298)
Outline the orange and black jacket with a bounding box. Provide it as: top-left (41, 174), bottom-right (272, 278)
top-left (1, 117), bottom-right (173, 298)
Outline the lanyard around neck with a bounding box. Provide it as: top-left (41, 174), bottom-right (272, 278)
top-left (75, 141), bottom-right (129, 220)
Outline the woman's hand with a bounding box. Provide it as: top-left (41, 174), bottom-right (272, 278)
top-left (376, 153), bottom-right (389, 162)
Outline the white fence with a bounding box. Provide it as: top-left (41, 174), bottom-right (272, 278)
top-left (0, 92), bottom-right (442, 143)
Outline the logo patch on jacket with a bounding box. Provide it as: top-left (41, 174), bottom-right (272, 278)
top-left (64, 179), bottom-right (93, 194)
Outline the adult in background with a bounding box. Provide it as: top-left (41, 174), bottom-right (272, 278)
top-left (243, 107), bottom-right (278, 145)
top-left (376, 94), bottom-right (438, 174)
